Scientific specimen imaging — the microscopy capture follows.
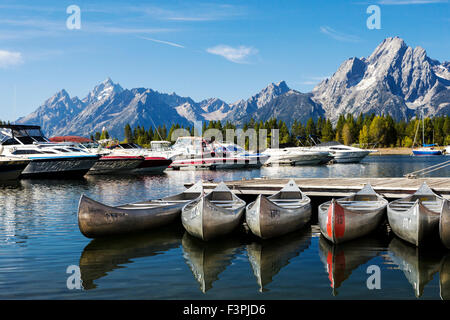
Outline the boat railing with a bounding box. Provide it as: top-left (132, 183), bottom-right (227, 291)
top-left (404, 159), bottom-right (450, 178)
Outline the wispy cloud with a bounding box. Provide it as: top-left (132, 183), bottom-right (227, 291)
top-left (206, 45), bottom-right (258, 64)
top-left (377, 0), bottom-right (448, 4)
top-left (0, 50), bottom-right (23, 68)
top-left (298, 76), bottom-right (330, 85)
top-left (90, 26), bottom-right (174, 34)
top-left (137, 3), bottom-right (247, 22)
top-left (137, 36), bottom-right (185, 48)
top-left (320, 26), bottom-right (361, 42)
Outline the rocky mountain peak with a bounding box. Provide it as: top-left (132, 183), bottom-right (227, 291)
top-left (83, 77), bottom-right (124, 104)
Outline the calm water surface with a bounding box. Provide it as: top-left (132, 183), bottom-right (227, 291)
top-left (0, 155), bottom-right (449, 299)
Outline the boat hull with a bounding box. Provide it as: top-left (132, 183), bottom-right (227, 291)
top-left (440, 199), bottom-right (450, 249)
top-left (332, 151), bottom-right (371, 163)
top-left (0, 159), bottom-right (29, 180)
top-left (319, 200), bottom-right (386, 244)
top-left (246, 195), bottom-right (311, 239)
top-left (132, 157), bottom-right (172, 173)
top-left (20, 156), bottom-right (99, 178)
top-left (88, 156), bottom-right (144, 175)
top-left (78, 195), bottom-right (184, 238)
top-left (182, 198), bottom-right (245, 241)
top-left (412, 150), bottom-right (443, 156)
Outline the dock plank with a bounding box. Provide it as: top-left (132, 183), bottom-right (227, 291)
top-left (185, 177), bottom-right (450, 199)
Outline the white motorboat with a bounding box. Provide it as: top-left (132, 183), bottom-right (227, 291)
top-left (310, 141), bottom-right (373, 163)
top-left (0, 125), bottom-right (99, 178)
top-left (263, 147), bottom-right (331, 166)
top-left (214, 143), bottom-right (270, 168)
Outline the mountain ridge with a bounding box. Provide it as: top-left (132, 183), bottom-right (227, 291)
top-left (17, 37), bottom-right (449, 139)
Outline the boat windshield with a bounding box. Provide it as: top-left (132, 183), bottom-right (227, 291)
top-left (151, 141), bottom-right (172, 151)
top-left (0, 127), bottom-right (48, 145)
top-left (173, 137), bottom-right (213, 153)
top-left (225, 144), bottom-right (245, 153)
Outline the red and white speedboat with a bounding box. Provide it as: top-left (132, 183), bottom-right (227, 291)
top-left (169, 137), bottom-right (257, 170)
top-left (107, 143), bottom-right (172, 174)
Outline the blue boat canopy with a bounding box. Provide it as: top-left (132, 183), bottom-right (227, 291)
top-left (423, 144), bottom-right (436, 147)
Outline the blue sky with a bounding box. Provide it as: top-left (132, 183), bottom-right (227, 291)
top-left (0, 0), bottom-right (449, 121)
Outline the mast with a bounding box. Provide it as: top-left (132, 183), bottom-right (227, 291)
top-left (422, 109), bottom-right (425, 147)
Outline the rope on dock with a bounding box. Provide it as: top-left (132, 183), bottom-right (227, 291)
top-left (404, 159), bottom-right (450, 178)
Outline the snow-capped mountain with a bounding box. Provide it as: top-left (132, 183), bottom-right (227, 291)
top-left (17, 37), bottom-right (449, 138)
top-left (312, 37), bottom-right (450, 122)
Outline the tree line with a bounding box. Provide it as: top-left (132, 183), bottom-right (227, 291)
top-left (111, 114), bottom-right (450, 149)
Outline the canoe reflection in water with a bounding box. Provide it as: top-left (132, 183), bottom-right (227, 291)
top-left (387, 237), bottom-right (443, 298)
top-left (246, 225), bottom-right (311, 292)
top-left (318, 235), bottom-right (385, 296)
top-left (181, 232), bottom-right (243, 293)
top-left (79, 225), bottom-right (184, 290)
top-left (441, 254), bottom-right (450, 300)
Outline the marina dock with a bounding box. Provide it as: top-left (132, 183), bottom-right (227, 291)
top-left (185, 177), bottom-right (450, 199)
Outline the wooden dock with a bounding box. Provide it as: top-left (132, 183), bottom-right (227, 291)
top-left (185, 177), bottom-right (450, 199)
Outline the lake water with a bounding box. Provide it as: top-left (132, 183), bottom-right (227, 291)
top-left (0, 155), bottom-right (449, 300)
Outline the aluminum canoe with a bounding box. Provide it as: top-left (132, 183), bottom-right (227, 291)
top-left (245, 179), bottom-right (312, 239)
top-left (440, 199), bottom-right (450, 249)
top-left (181, 182), bottom-right (246, 241)
top-left (387, 182), bottom-right (443, 246)
top-left (77, 180), bottom-right (203, 238)
top-left (318, 183), bottom-right (388, 244)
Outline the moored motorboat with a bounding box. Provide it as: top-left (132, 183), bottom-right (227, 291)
top-left (107, 143), bottom-right (172, 173)
top-left (263, 147), bottom-right (330, 166)
top-left (311, 141), bottom-right (373, 163)
top-left (387, 183), bottom-right (444, 246)
top-left (0, 156), bottom-right (30, 181)
top-left (88, 154), bottom-right (145, 175)
top-left (78, 181), bottom-right (203, 238)
top-left (439, 199), bottom-right (450, 249)
top-left (170, 137), bottom-right (250, 170)
top-left (0, 125), bottom-right (99, 178)
top-left (245, 179), bottom-right (311, 239)
top-left (214, 143), bottom-right (270, 168)
top-left (181, 182), bottom-right (246, 241)
top-left (318, 184), bottom-right (388, 244)
top-left (58, 141), bottom-right (146, 175)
